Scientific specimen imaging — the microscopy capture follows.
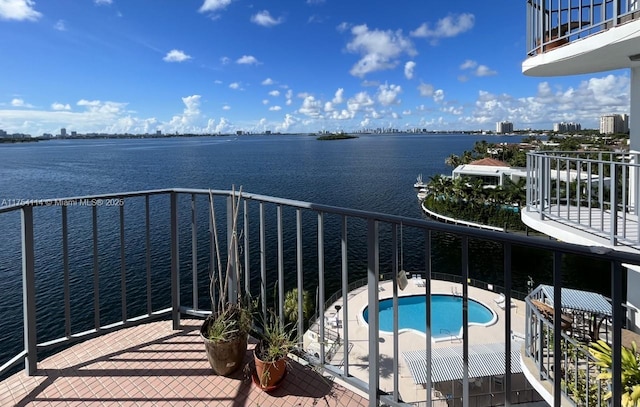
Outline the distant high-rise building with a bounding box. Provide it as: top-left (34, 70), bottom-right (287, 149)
top-left (156, 130), bottom-right (162, 136)
top-left (496, 121), bottom-right (514, 134)
top-left (553, 122), bottom-right (582, 132)
top-left (600, 114), bottom-right (629, 134)
top-left (60, 128), bottom-right (67, 137)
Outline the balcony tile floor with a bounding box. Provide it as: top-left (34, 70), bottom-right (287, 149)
top-left (0, 319), bottom-right (368, 407)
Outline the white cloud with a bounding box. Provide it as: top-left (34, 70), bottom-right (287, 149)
top-left (324, 101), bottom-right (334, 112)
top-left (51, 102), bottom-right (71, 111)
top-left (275, 114), bottom-right (297, 132)
top-left (262, 78), bottom-right (275, 85)
top-left (164, 95), bottom-right (205, 133)
top-left (460, 60), bottom-right (497, 77)
top-left (336, 22), bottom-right (350, 32)
top-left (94, 0), bottom-right (112, 5)
top-left (404, 61), bottom-right (416, 80)
top-left (163, 49), bottom-right (192, 63)
top-left (475, 65), bottom-right (497, 77)
top-left (214, 80), bottom-right (223, 84)
top-left (418, 82), bottom-right (434, 97)
top-left (268, 90), bottom-right (280, 97)
top-left (229, 82), bottom-right (241, 90)
top-left (250, 10), bottom-right (283, 27)
top-left (346, 91), bottom-right (374, 113)
top-left (411, 13), bottom-right (475, 40)
top-left (54, 20), bottom-right (66, 31)
top-left (0, 0), bottom-right (41, 21)
top-left (377, 83), bottom-right (402, 106)
top-left (285, 89), bottom-right (293, 106)
top-left (11, 98), bottom-right (33, 108)
top-left (220, 57), bottom-right (230, 65)
top-left (222, 105), bottom-right (231, 110)
top-left (346, 24), bottom-right (416, 77)
top-left (307, 0), bottom-right (325, 4)
top-left (460, 59), bottom-right (477, 70)
top-left (433, 89), bottom-right (445, 103)
top-left (298, 96), bottom-right (323, 118)
top-left (269, 105), bottom-right (282, 111)
top-left (332, 88), bottom-right (344, 104)
top-left (199, 0), bottom-right (232, 13)
top-left (262, 99), bottom-right (269, 105)
top-left (236, 55), bottom-right (259, 65)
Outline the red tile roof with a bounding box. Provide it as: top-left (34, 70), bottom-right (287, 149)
top-left (469, 157), bottom-right (510, 167)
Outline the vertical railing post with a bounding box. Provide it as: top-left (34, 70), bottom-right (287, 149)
top-left (120, 202), bottom-right (127, 323)
top-left (553, 252), bottom-right (563, 407)
top-left (391, 223), bottom-right (399, 404)
top-left (227, 195), bottom-right (237, 303)
top-left (611, 162), bottom-right (618, 245)
top-left (296, 209), bottom-right (304, 343)
top-left (277, 205), bottom-right (284, 320)
top-left (21, 205), bottom-right (37, 375)
top-left (367, 219), bottom-right (379, 407)
top-left (317, 212), bottom-right (326, 364)
top-left (92, 206), bottom-right (100, 330)
top-left (145, 195), bottom-right (152, 316)
top-left (424, 230), bottom-right (432, 407)
top-left (504, 243), bottom-right (512, 407)
top-left (340, 215), bottom-right (349, 377)
top-left (461, 236), bottom-right (469, 407)
top-left (170, 192), bottom-right (180, 330)
top-left (611, 261), bottom-right (623, 407)
top-left (260, 202), bottom-right (267, 321)
top-left (191, 194), bottom-right (198, 310)
top-left (62, 205), bottom-right (71, 338)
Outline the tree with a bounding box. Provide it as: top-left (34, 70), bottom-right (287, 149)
top-left (283, 288), bottom-right (313, 326)
top-left (589, 339), bottom-right (640, 407)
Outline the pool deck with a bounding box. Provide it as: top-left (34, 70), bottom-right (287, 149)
top-left (306, 278), bottom-right (526, 404)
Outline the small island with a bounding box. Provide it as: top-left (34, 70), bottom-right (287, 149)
top-left (316, 132), bottom-right (358, 141)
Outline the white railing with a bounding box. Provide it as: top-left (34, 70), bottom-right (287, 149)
top-left (0, 188), bottom-right (639, 407)
top-left (526, 0), bottom-right (640, 56)
top-left (526, 150), bottom-right (640, 248)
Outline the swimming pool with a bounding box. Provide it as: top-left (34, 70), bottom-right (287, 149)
top-left (362, 294), bottom-right (496, 340)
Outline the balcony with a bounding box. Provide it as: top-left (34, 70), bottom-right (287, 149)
top-left (0, 188), bottom-right (639, 406)
top-left (524, 0), bottom-right (640, 76)
top-left (523, 151), bottom-right (640, 252)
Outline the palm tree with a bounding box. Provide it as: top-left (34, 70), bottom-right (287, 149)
top-left (444, 154), bottom-right (461, 168)
top-left (283, 288), bottom-right (313, 326)
top-left (589, 339), bottom-right (640, 407)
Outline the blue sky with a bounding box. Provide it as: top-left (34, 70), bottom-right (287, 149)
top-left (0, 0), bottom-right (631, 135)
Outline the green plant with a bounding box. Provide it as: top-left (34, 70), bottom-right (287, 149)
top-left (204, 186), bottom-right (252, 342)
top-left (283, 288), bottom-right (313, 327)
top-left (589, 340), bottom-right (640, 407)
top-left (255, 311), bottom-right (297, 363)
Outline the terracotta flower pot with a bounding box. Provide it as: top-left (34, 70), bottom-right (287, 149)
top-left (254, 343), bottom-right (287, 389)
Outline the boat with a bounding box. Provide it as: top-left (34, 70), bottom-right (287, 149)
top-left (413, 174), bottom-right (426, 188)
top-left (417, 188), bottom-right (428, 201)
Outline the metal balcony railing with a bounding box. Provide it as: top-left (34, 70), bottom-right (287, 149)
top-left (0, 188), bottom-right (639, 407)
top-left (526, 0), bottom-right (640, 56)
top-left (526, 151), bottom-right (640, 249)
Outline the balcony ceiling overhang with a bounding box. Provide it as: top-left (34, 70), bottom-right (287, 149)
top-left (523, 20), bottom-right (640, 76)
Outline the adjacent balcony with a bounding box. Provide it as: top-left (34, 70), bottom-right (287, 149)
top-left (0, 188), bottom-right (638, 406)
top-left (524, 0), bottom-right (640, 76)
top-left (523, 151), bottom-right (640, 252)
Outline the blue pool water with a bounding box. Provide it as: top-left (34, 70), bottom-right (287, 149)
top-left (362, 294), bottom-right (495, 338)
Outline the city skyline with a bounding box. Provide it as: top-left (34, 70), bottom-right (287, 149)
top-left (0, 0), bottom-right (632, 136)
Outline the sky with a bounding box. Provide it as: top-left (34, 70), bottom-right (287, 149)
top-left (0, 0), bottom-right (632, 135)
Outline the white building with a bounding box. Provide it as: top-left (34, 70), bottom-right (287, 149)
top-left (452, 157), bottom-right (526, 187)
top-left (600, 113), bottom-right (629, 134)
top-left (553, 122), bottom-right (582, 132)
top-left (495, 121), bottom-right (514, 134)
top-left (523, 3), bottom-right (640, 405)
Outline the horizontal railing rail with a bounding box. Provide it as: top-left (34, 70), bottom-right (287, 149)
top-left (526, 0), bottom-right (640, 56)
top-left (1, 187), bottom-right (639, 407)
top-left (526, 150), bottom-right (640, 249)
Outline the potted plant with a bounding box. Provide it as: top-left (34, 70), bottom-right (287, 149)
top-left (201, 187), bottom-right (253, 376)
top-left (253, 310), bottom-right (297, 390)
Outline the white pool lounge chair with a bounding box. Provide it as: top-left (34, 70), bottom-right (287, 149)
top-left (493, 293), bottom-right (505, 306)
